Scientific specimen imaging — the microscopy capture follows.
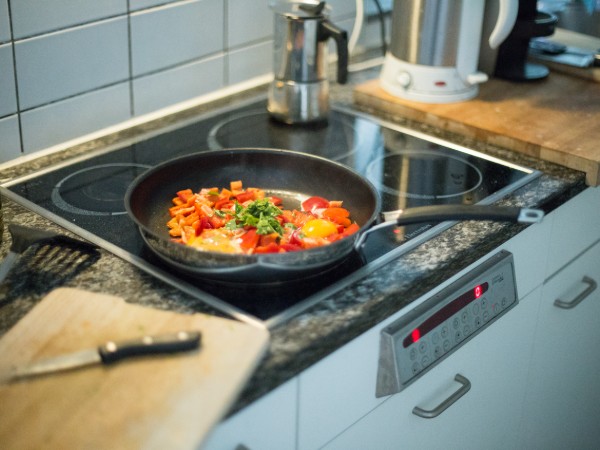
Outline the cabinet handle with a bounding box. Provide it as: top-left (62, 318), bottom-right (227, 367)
top-left (554, 276), bottom-right (597, 309)
top-left (412, 373), bottom-right (471, 419)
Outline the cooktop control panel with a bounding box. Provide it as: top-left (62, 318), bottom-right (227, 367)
top-left (376, 250), bottom-right (517, 397)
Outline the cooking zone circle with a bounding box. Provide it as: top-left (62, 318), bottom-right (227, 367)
top-left (366, 151), bottom-right (483, 200)
top-left (52, 163), bottom-right (151, 216)
top-left (207, 109), bottom-right (358, 161)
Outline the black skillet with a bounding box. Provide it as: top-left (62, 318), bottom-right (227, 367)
top-left (125, 148), bottom-right (543, 283)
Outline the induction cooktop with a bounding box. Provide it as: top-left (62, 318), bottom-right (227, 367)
top-left (1, 97), bottom-right (541, 327)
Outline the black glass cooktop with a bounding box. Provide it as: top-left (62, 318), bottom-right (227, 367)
top-left (1, 98), bottom-right (540, 325)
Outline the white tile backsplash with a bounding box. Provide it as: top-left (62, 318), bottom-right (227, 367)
top-left (1, 0), bottom-right (372, 163)
top-left (15, 17), bottom-right (129, 110)
top-left (0, 43), bottom-right (17, 116)
top-left (129, 0), bottom-right (180, 11)
top-left (227, 0), bottom-right (273, 48)
top-left (0, 115), bottom-right (21, 163)
top-left (10, 0), bottom-right (127, 39)
top-left (0, 0), bottom-right (10, 43)
top-left (133, 54), bottom-right (224, 115)
top-left (20, 82), bottom-right (131, 153)
top-left (228, 40), bottom-right (272, 85)
top-left (130, 0), bottom-right (223, 77)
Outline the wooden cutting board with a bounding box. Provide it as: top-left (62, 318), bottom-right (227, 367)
top-left (0, 288), bottom-right (269, 450)
top-left (354, 71), bottom-right (600, 186)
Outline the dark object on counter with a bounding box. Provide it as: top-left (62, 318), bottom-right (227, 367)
top-left (0, 223), bottom-right (98, 285)
top-left (1, 330), bottom-right (201, 383)
top-left (125, 148), bottom-right (543, 284)
top-left (493, 0), bottom-right (558, 80)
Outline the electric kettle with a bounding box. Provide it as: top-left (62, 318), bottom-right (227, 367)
top-left (380, 0), bottom-right (518, 103)
top-left (267, 1), bottom-right (348, 124)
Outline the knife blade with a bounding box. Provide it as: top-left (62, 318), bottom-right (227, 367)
top-left (1, 330), bottom-right (201, 383)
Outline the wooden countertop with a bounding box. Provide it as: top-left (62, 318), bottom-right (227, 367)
top-left (354, 71), bottom-right (600, 186)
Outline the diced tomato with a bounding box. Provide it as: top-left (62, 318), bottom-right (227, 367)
top-left (235, 191), bottom-right (256, 204)
top-left (176, 189), bottom-right (194, 202)
top-left (301, 196), bottom-right (329, 212)
top-left (259, 233), bottom-right (279, 247)
top-left (215, 198), bottom-right (233, 210)
top-left (270, 195), bottom-right (283, 206)
top-left (341, 223), bottom-right (360, 237)
top-left (322, 207), bottom-right (351, 227)
top-left (280, 243), bottom-right (303, 252)
top-left (239, 229), bottom-right (259, 252)
top-left (254, 242), bottom-right (281, 253)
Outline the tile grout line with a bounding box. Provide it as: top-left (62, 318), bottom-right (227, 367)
top-left (6, 0), bottom-right (24, 154)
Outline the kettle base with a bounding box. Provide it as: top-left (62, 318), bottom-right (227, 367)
top-left (379, 54), bottom-right (482, 104)
top-left (267, 79), bottom-right (329, 124)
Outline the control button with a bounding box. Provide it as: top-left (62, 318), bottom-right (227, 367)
top-left (396, 71), bottom-right (411, 87)
top-left (472, 303), bottom-right (480, 315)
top-left (432, 332), bottom-right (440, 345)
top-left (443, 340), bottom-right (451, 351)
top-left (455, 330), bottom-right (463, 342)
top-left (418, 341), bottom-right (428, 354)
top-left (409, 347), bottom-right (417, 360)
top-left (492, 303), bottom-right (499, 315)
top-left (463, 325), bottom-right (471, 336)
top-left (481, 297), bottom-right (488, 309)
top-left (421, 356), bottom-right (430, 367)
top-left (501, 297), bottom-right (508, 308)
top-left (434, 346), bottom-right (443, 358)
top-left (474, 316), bottom-right (482, 328)
top-left (483, 311), bottom-right (490, 322)
top-left (412, 362), bottom-right (421, 374)
top-left (452, 317), bottom-right (460, 329)
top-left (441, 325), bottom-right (449, 338)
top-left (461, 311), bottom-right (468, 323)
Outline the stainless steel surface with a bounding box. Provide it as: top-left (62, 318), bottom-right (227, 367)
top-left (389, 0), bottom-right (462, 66)
top-left (554, 275), bottom-right (597, 309)
top-left (268, 0), bottom-right (347, 123)
top-left (376, 250), bottom-right (518, 396)
top-left (412, 373), bottom-right (471, 418)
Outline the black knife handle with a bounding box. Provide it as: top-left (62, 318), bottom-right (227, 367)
top-left (98, 331), bottom-right (201, 364)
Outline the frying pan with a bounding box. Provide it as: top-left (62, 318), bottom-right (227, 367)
top-left (125, 148), bottom-right (543, 283)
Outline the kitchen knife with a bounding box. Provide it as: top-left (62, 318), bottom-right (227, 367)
top-left (1, 330), bottom-right (201, 383)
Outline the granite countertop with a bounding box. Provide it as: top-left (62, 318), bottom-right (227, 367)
top-left (0, 62), bottom-right (588, 414)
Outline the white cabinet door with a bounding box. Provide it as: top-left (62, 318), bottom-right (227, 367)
top-left (324, 288), bottom-right (542, 450)
top-left (521, 239), bottom-right (600, 450)
top-left (202, 379), bottom-right (297, 450)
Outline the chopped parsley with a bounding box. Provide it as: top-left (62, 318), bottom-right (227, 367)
top-left (225, 198), bottom-right (284, 235)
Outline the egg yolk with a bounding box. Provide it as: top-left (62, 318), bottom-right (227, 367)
top-left (301, 219), bottom-right (339, 238)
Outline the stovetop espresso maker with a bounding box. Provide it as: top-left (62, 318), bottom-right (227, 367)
top-left (267, 1), bottom-right (348, 124)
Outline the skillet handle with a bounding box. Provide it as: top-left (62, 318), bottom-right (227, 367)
top-left (394, 205), bottom-right (544, 226)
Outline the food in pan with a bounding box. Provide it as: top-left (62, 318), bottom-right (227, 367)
top-left (167, 180), bottom-right (359, 254)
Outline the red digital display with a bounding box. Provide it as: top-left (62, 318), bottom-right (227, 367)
top-left (403, 282), bottom-right (489, 348)
top-left (474, 284), bottom-right (483, 298)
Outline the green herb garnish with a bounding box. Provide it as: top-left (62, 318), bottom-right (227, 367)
top-left (227, 199), bottom-right (284, 235)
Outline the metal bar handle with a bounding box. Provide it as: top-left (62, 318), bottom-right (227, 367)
top-left (554, 276), bottom-right (597, 309)
top-left (412, 373), bottom-right (471, 419)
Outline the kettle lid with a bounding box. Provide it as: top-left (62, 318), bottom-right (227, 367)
top-left (270, 1), bottom-right (330, 19)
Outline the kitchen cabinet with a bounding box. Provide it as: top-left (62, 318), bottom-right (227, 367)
top-left (520, 244), bottom-right (600, 449)
top-left (321, 286), bottom-right (542, 450)
top-left (202, 379), bottom-right (297, 450)
top-left (297, 211), bottom-right (551, 450)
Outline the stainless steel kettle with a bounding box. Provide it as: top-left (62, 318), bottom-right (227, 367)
top-left (267, 1), bottom-right (348, 124)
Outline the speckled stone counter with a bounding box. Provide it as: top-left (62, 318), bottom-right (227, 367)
top-left (0, 62), bottom-right (588, 415)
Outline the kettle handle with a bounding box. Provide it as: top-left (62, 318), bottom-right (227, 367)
top-left (488, 0), bottom-right (519, 49)
top-left (318, 20), bottom-right (348, 84)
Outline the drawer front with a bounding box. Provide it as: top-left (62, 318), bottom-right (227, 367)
top-left (545, 187), bottom-right (600, 278)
